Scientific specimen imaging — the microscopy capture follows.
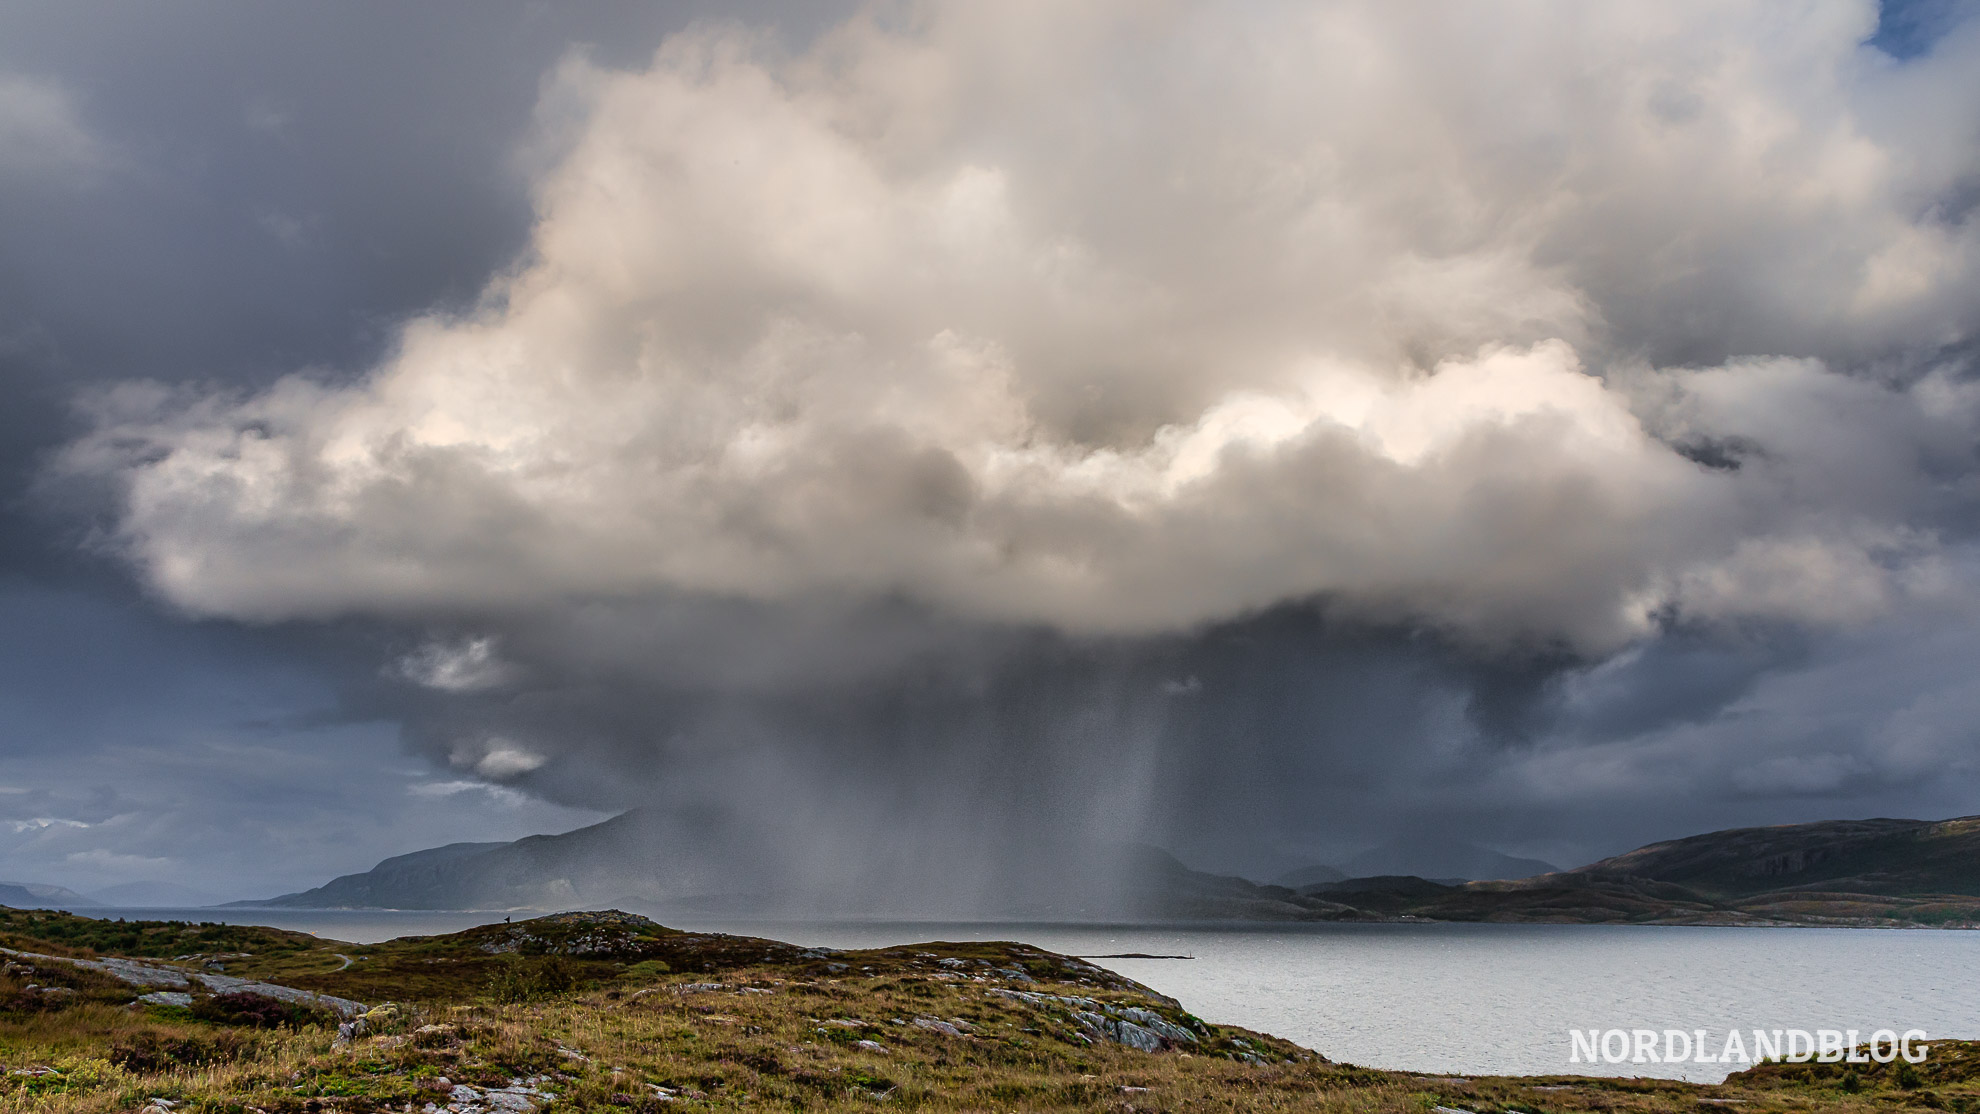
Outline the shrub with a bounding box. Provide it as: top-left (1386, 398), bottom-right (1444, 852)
top-left (484, 957), bottom-right (581, 1003)
top-left (110, 1030), bottom-right (254, 1072)
top-left (191, 990), bottom-right (336, 1029)
top-left (356, 1001), bottom-right (412, 1035)
top-left (621, 959), bottom-right (673, 982)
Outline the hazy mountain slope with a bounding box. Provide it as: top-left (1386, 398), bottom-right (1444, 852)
top-left (1270, 863), bottom-right (1347, 888)
top-left (248, 812), bottom-right (1980, 925)
top-left (0, 881), bottom-right (97, 910)
top-left (258, 808), bottom-right (764, 910)
top-left (1340, 837), bottom-right (1559, 881)
top-left (256, 841), bottom-right (514, 909)
top-left (1119, 847), bottom-right (1370, 921)
top-left (89, 881), bottom-right (229, 907)
top-left (1566, 815), bottom-right (1980, 898)
top-left (1413, 873), bottom-right (1757, 924)
top-left (254, 812), bottom-right (1371, 920)
top-left (1298, 875), bottom-right (1460, 914)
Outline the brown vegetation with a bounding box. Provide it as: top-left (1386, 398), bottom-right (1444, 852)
top-left (1, 909), bottom-right (1976, 1112)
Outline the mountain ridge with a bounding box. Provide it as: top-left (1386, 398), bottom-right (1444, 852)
top-left (0, 881), bottom-right (97, 911)
top-left (244, 812), bottom-right (1980, 926)
top-left (1338, 837), bottom-right (1559, 881)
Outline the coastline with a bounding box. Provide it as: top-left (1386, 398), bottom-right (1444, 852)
top-left (5, 907), bottom-right (1978, 1104)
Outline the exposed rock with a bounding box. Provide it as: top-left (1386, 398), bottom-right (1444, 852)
top-left (988, 987), bottom-right (1200, 1050)
top-left (339, 1001), bottom-right (411, 1040)
top-left (1112, 1005), bottom-right (1199, 1044)
top-left (1077, 1010), bottom-right (1163, 1051)
top-left (911, 1017), bottom-right (966, 1037)
top-left (0, 944), bottom-right (366, 1016)
top-left (421, 1075), bottom-right (557, 1114)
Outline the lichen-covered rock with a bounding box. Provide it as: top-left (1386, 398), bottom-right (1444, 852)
top-left (912, 1016), bottom-right (967, 1037)
top-left (1113, 1005), bottom-right (1199, 1044)
top-left (989, 987), bottom-right (1201, 1050)
top-left (1076, 1010), bottom-right (1165, 1051)
top-left (422, 1074), bottom-right (557, 1114)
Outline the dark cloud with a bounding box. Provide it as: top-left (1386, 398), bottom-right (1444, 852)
top-left (1872, 0), bottom-right (1976, 58)
top-left (0, 0), bottom-right (858, 575)
top-left (3, 0), bottom-right (1980, 904)
top-left (319, 592), bottom-right (1980, 899)
top-left (0, 584), bottom-right (608, 896)
top-left (0, 0), bottom-right (843, 891)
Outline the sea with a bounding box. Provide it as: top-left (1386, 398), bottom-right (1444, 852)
top-left (77, 909), bottom-right (1980, 1083)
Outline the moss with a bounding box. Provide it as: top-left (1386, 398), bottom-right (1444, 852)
top-left (620, 959), bottom-right (673, 982)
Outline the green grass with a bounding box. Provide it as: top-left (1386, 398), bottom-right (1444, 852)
top-left (0, 910), bottom-right (326, 963)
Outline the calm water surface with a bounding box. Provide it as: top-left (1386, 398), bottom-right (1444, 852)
top-left (89, 909), bottom-right (1980, 1082)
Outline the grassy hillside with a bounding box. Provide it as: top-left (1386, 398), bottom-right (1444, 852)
top-left (2, 908), bottom-right (1978, 1112)
top-left (1572, 816), bottom-right (1980, 899)
top-left (0, 909), bottom-right (328, 964)
top-left (1276, 816), bottom-right (1980, 926)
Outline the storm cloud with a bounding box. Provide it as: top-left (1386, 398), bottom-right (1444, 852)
top-left (68, 3), bottom-right (1980, 648)
top-left (8, 0), bottom-right (1980, 902)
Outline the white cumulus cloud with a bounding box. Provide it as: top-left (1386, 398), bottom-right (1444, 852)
top-left (58, 1), bottom-right (1980, 654)
top-left (391, 636), bottom-right (519, 692)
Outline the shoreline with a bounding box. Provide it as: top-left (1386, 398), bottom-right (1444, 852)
top-left (5, 906), bottom-right (1978, 1099)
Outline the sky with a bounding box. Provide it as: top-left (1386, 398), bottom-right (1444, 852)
top-left (2, 0), bottom-right (1978, 905)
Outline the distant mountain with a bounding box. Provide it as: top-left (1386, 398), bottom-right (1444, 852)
top-left (1394, 871), bottom-right (1765, 924)
top-left (1339, 836), bottom-right (1559, 881)
top-left (247, 811), bottom-right (1980, 927)
top-left (247, 840), bottom-right (515, 909)
top-left (1380, 815), bottom-right (1980, 927)
top-left (0, 881), bottom-right (97, 911)
top-left (1298, 874), bottom-right (1461, 912)
top-left (88, 881), bottom-right (230, 908)
top-left (253, 810), bottom-right (1377, 922)
top-left (253, 807), bottom-right (914, 913)
top-left (1266, 815), bottom-right (1980, 926)
top-left (1117, 847), bottom-right (1370, 921)
top-left (255, 838), bottom-right (605, 914)
top-left (1270, 863), bottom-right (1347, 889)
top-left (1568, 815), bottom-right (1980, 898)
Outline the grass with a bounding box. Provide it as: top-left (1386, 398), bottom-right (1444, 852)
top-left (1, 909), bottom-right (1977, 1112)
top-left (0, 911), bottom-right (327, 965)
